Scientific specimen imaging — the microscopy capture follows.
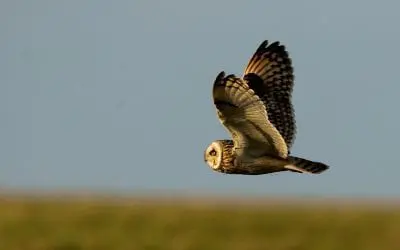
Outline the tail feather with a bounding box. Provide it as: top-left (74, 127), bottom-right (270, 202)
top-left (285, 156), bottom-right (329, 174)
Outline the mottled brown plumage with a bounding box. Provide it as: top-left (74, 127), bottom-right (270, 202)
top-left (204, 40), bottom-right (330, 175)
top-left (244, 41), bottom-right (296, 152)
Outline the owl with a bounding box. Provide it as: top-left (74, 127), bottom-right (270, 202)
top-left (204, 40), bottom-right (330, 175)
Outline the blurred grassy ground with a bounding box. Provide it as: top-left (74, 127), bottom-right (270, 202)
top-left (0, 194), bottom-right (399, 250)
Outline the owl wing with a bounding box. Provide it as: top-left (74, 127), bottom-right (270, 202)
top-left (243, 40), bottom-right (296, 152)
top-left (213, 71), bottom-right (288, 159)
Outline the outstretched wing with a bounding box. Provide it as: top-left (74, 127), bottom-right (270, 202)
top-left (243, 40), bottom-right (296, 151)
top-left (212, 72), bottom-right (288, 159)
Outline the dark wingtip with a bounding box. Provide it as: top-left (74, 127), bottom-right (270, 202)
top-left (268, 41), bottom-right (287, 54)
top-left (214, 71), bottom-right (226, 84)
top-left (256, 40), bottom-right (269, 52)
top-left (256, 40), bottom-right (286, 54)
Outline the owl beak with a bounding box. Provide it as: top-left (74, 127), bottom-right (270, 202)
top-left (203, 151), bottom-right (207, 162)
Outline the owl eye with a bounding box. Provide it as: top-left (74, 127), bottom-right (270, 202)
top-left (209, 149), bottom-right (217, 156)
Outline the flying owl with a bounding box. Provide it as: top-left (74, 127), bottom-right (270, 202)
top-left (204, 40), bottom-right (329, 175)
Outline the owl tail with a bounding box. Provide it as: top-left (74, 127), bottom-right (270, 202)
top-left (284, 156), bottom-right (329, 174)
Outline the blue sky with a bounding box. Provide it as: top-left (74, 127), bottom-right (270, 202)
top-left (1, 0), bottom-right (399, 198)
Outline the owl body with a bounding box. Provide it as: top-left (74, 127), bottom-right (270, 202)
top-left (205, 140), bottom-right (286, 175)
top-left (204, 40), bottom-right (330, 175)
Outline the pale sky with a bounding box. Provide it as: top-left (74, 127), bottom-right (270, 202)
top-left (1, 0), bottom-right (399, 198)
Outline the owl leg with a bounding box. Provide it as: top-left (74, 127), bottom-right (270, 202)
top-left (235, 156), bottom-right (289, 175)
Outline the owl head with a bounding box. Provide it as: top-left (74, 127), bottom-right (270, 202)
top-left (204, 140), bottom-right (234, 172)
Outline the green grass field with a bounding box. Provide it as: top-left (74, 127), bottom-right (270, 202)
top-left (0, 194), bottom-right (399, 250)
